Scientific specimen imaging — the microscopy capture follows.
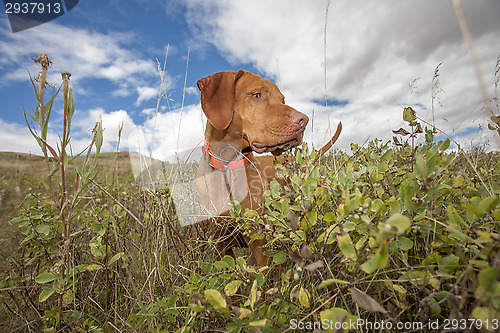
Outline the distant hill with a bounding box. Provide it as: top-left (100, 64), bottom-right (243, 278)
top-left (0, 151), bottom-right (136, 258)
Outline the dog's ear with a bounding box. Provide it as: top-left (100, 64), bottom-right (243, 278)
top-left (197, 70), bottom-right (245, 130)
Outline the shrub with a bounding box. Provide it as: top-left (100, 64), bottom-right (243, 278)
top-left (180, 109), bottom-right (499, 332)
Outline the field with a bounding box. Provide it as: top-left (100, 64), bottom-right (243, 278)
top-left (1, 134), bottom-right (499, 332)
top-left (0, 57), bottom-right (499, 333)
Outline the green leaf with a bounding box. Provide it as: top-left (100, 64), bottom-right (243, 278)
top-left (245, 279), bottom-right (259, 310)
top-left (23, 111), bottom-right (44, 152)
top-left (318, 278), bottom-right (350, 289)
top-left (370, 199), bottom-right (384, 214)
top-left (343, 221), bottom-right (356, 231)
top-left (269, 179), bottom-right (280, 199)
top-left (478, 268), bottom-right (500, 290)
top-left (356, 235), bottom-right (368, 251)
top-left (39, 287), bottom-right (55, 302)
top-left (35, 224), bottom-right (51, 236)
top-left (324, 212), bottom-right (336, 222)
top-left (429, 297), bottom-right (441, 316)
top-left (472, 306), bottom-right (499, 324)
top-left (10, 216), bottom-right (28, 226)
top-left (224, 280), bottom-right (243, 296)
top-left (204, 289), bottom-right (227, 310)
top-left (320, 308), bottom-right (356, 333)
top-left (94, 120), bottom-right (103, 155)
top-left (452, 174), bottom-right (465, 188)
top-left (243, 209), bottom-right (258, 218)
top-left (109, 252), bottom-right (124, 265)
top-left (273, 251), bottom-right (287, 264)
top-left (447, 223), bottom-right (466, 242)
top-left (299, 287), bottom-right (310, 308)
top-left (337, 233), bottom-right (357, 261)
top-left (438, 256), bottom-right (460, 272)
top-left (189, 303), bottom-right (205, 313)
top-left (214, 260), bottom-right (230, 270)
top-left (447, 205), bottom-right (465, 226)
top-left (391, 236), bottom-right (413, 251)
top-left (306, 210), bottom-right (317, 225)
top-left (86, 264), bottom-right (103, 271)
top-left (323, 225), bottom-right (338, 245)
top-left (222, 255), bottom-right (235, 269)
top-left (377, 162), bottom-right (389, 172)
top-left (371, 172), bottom-right (384, 182)
top-left (386, 213), bottom-right (411, 235)
top-left (249, 319), bottom-right (267, 327)
top-left (361, 242), bottom-right (389, 274)
top-left (35, 272), bottom-right (57, 284)
top-left (438, 138), bottom-right (450, 151)
top-left (235, 306), bottom-right (252, 320)
top-left (403, 107), bottom-right (416, 122)
top-left (296, 151), bottom-right (305, 167)
top-left (462, 203), bottom-right (483, 218)
top-left (41, 86), bottom-right (61, 132)
top-left (478, 196), bottom-right (500, 215)
top-left (67, 82), bottom-right (75, 124)
top-left (414, 154), bottom-right (428, 180)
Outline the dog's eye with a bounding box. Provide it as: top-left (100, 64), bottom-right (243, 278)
top-left (251, 92), bottom-right (262, 99)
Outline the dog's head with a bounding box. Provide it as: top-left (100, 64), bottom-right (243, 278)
top-left (197, 70), bottom-right (308, 155)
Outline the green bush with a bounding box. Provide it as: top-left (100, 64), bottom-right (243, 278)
top-left (180, 110), bottom-right (499, 332)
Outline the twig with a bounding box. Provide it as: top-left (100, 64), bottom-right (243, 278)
top-left (324, 0), bottom-right (331, 133)
top-left (151, 44), bottom-right (169, 157)
top-left (177, 46), bottom-right (190, 152)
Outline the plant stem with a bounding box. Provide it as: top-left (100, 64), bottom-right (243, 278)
top-left (34, 53), bottom-right (54, 196)
top-left (58, 71), bottom-right (71, 328)
top-left (35, 53), bottom-right (50, 155)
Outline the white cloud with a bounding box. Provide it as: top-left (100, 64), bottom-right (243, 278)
top-left (185, 0), bottom-right (500, 150)
top-left (0, 22), bottom-right (157, 97)
top-left (127, 104), bottom-right (205, 160)
top-left (71, 108), bottom-right (138, 152)
top-left (68, 104), bottom-right (205, 161)
top-left (0, 118), bottom-right (43, 153)
top-left (185, 86), bottom-right (198, 95)
top-left (0, 114), bottom-right (102, 156)
top-left (142, 107), bottom-right (156, 116)
top-left (136, 86), bottom-right (158, 106)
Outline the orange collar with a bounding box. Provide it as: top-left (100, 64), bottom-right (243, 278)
top-left (202, 139), bottom-right (253, 171)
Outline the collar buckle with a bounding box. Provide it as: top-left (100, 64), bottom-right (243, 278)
top-left (202, 139), bottom-right (252, 171)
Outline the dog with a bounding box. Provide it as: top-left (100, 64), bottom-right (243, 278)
top-left (195, 70), bottom-right (341, 266)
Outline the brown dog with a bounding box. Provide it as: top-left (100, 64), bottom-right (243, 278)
top-left (195, 70), bottom-right (341, 266)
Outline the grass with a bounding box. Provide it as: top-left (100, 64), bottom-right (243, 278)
top-left (0, 151), bottom-right (135, 302)
top-left (1, 126), bottom-right (499, 333)
top-left (0, 151), bottom-right (133, 229)
top-left (0, 50), bottom-right (499, 333)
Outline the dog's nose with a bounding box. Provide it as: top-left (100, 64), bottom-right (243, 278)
top-left (292, 112), bottom-right (309, 127)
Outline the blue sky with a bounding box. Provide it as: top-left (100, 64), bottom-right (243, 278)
top-left (1, 0), bottom-right (499, 159)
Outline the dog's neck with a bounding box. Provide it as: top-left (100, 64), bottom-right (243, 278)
top-left (204, 124), bottom-right (252, 161)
